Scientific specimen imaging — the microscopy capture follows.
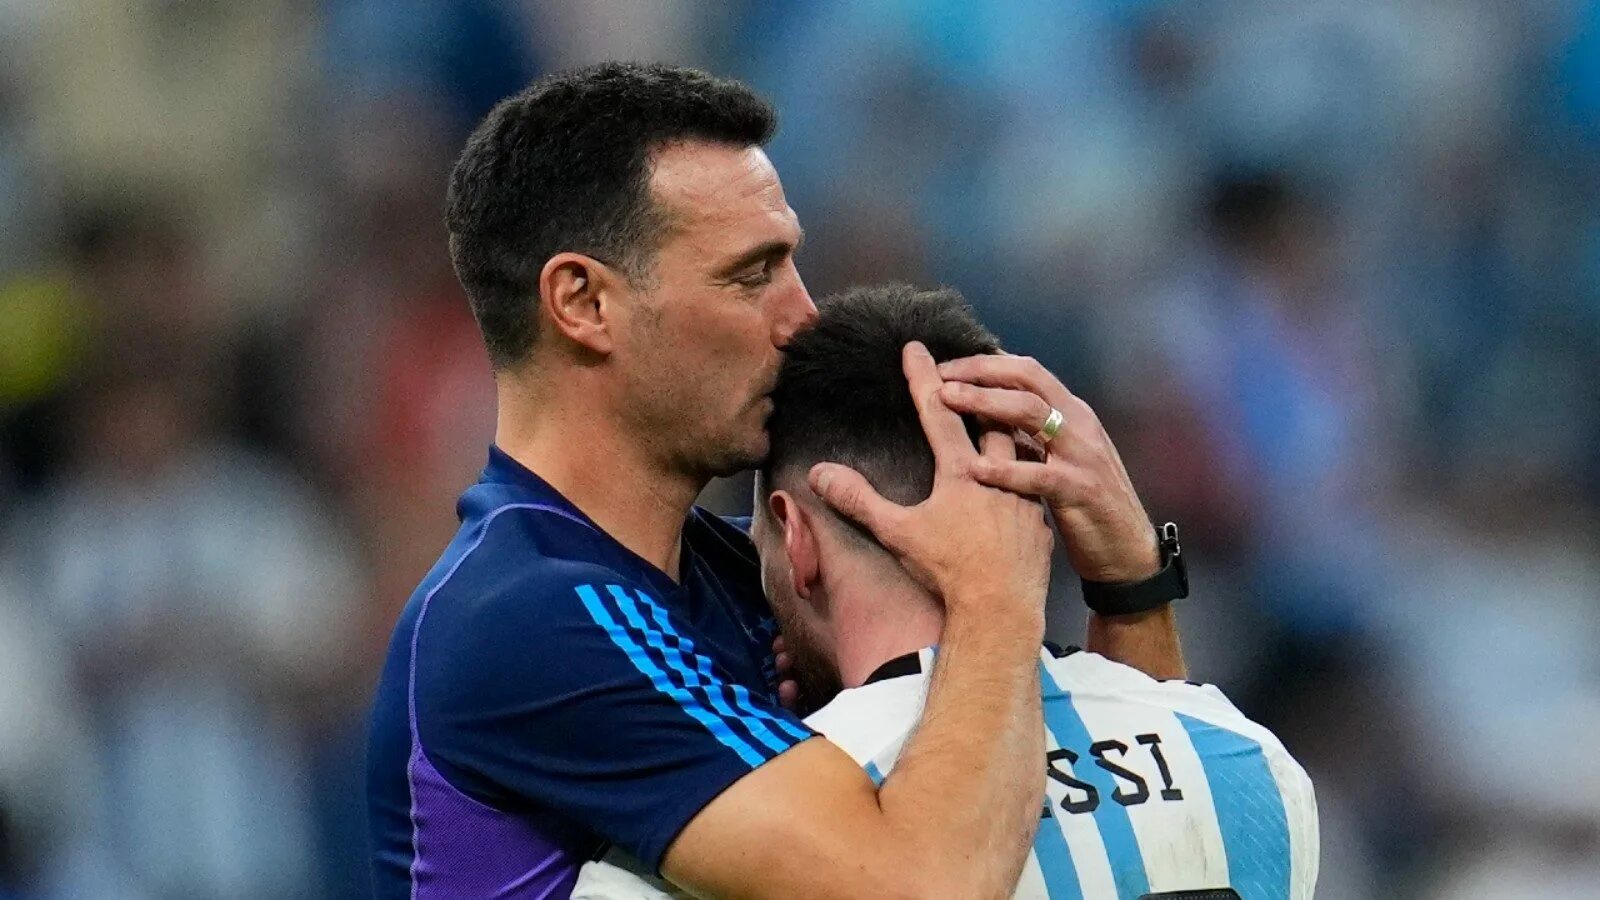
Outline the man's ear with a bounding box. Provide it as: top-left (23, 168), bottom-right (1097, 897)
top-left (539, 253), bottom-right (619, 355)
top-left (767, 489), bottom-right (821, 603)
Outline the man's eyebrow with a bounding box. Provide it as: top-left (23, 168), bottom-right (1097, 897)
top-left (715, 228), bottom-right (805, 276)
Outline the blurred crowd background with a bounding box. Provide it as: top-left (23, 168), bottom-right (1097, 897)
top-left (0, 1), bottom-right (1597, 898)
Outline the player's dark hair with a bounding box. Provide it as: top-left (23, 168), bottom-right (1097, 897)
top-left (446, 62), bottom-right (778, 368)
top-left (762, 284), bottom-right (1002, 511)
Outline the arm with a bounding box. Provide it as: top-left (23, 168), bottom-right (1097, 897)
top-left (665, 615), bottom-right (1042, 900)
top-left (936, 354), bottom-right (1187, 680)
top-left (663, 343), bottom-right (1052, 899)
top-left (1086, 607), bottom-right (1185, 681)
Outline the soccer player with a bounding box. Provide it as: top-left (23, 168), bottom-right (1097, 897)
top-left (573, 285), bottom-right (1318, 900)
top-left (368, 64), bottom-right (1181, 898)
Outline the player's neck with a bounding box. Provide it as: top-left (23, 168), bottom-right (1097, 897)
top-left (828, 573), bottom-right (945, 690)
top-left (495, 379), bottom-right (703, 582)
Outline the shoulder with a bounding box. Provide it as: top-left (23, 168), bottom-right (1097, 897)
top-left (428, 503), bottom-right (643, 615)
top-left (406, 505), bottom-right (656, 688)
top-left (1047, 652), bottom-right (1291, 750)
top-left (1046, 652), bottom-right (1314, 802)
top-left (1048, 649), bottom-right (1226, 703)
top-left (804, 675), bottom-right (927, 766)
top-left (687, 508), bottom-right (759, 567)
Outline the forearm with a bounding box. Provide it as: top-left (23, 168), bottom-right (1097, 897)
top-left (876, 601), bottom-right (1046, 898)
top-left (1086, 604), bottom-right (1186, 680)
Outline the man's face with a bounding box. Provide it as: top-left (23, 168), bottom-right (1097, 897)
top-left (613, 141), bottom-right (816, 479)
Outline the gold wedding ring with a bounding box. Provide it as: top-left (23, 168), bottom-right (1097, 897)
top-left (1033, 407), bottom-right (1064, 444)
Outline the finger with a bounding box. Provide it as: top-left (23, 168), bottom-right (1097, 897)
top-left (938, 354), bottom-right (1075, 408)
top-left (809, 462), bottom-right (905, 537)
top-left (772, 635), bottom-right (786, 655)
top-left (774, 651), bottom-right (792, 673)
top-left (970, 457), bottom-right (1087, 505)
top-left (941, 384), bottom-right (1059, 445)
top-left (903, 342), bottom-right (976, 471)
top-left (979, 428), bottom-right (1018, 462)
top-left (778, 679), bottom-right (801, 713)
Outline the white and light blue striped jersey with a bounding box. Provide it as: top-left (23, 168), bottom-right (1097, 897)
top-left (572, 646), bottom-right (1318, 900)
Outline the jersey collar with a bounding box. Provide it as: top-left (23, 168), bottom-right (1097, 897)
top-left (477, 444), bottom-right (702, 597)
top-left (861, 642), bottom-right (1080, 687)
top-left (483, 444), bottom-right (572, 501)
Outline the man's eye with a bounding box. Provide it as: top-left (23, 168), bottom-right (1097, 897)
top-left (736, 269), bottom-right (773, 287)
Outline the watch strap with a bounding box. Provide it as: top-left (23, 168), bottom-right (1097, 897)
top-left (1080, 522), bottom-right (1189, 616)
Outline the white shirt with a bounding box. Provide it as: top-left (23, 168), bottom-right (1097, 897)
top-left (574, 647), bottom-right (1318, 899)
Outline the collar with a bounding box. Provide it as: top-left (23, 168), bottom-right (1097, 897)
top-left (861, 641), bottom-right (1079, 686)
top-left (477, 445), bottom-right (688, 595)
top-left (482, 444), bottom-right (576, 504)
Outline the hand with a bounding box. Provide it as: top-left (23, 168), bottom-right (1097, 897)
top-left (936, 354), bottom-right (1160, 584)
top-left (807, 342), bottom-right (1053, 620)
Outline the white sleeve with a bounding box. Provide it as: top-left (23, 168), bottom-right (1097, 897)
top-left (1156, 680), bottom-right (1321, 900)
top-left (571, 850), bottom-right (690, 900)
top-left (1050, 652), bottom-right (1321, 898)
top-left (804, 675), bottom-right (926, 767)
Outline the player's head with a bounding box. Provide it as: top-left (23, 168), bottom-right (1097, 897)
top-left (448, 62), bottom-right (816, 478)
top-left (752, 284), bottom-right (1001, 701)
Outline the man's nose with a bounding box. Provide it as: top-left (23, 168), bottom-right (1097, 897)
top-left (774, 273), bottom-right (818, 348)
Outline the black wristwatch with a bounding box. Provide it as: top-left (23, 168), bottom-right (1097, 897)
top-left (1080, 522), bottom-right (1188, 616)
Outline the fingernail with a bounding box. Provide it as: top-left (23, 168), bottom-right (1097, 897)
top-left (907, 341), bottom-right (930, 358)
top-left (813, 466), bottom-right (832, 492)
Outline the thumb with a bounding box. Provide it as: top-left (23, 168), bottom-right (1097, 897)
top-left (808, 463), bottom-right (902, 540)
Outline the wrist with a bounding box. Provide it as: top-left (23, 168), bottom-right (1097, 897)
top-left (1092, 532), bottom-right (1161, 584)
top-left (944, 586), bottom-right (1045, 636)
top-left (1081, 522), bottom-right (1188, 617)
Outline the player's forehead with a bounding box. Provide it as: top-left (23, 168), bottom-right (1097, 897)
top-left (647, 141), bottom-right (800, 260)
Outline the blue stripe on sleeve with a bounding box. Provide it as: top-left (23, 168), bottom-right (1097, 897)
top-left (1175, 713), bottom-right (1291, 900)
top-left (605, 587), bottom-right (782, 752)
top-left (863, 761), bottom-right (885, 787)
top-left (633, 589), bottom-right (812, 744)
top-left (605, 586), bottom-right (791, 755)
top-left (575, 584), bottom-right (765, 767)
top-left (1039, 665), bottom-right (1149, 900)
top-left (613, 586), bottom-right (808, 756)
top-left (724, 679), bottom-right (812, 743)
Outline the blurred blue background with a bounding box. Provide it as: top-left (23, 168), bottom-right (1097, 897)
top-left (0, 2), bottom-right (1597, 897)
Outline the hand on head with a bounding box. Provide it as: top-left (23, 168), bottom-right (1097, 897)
top-left (807, 341), bottom-right (1054, 623)
top-left (934, 354), bottom-right (1161, 584)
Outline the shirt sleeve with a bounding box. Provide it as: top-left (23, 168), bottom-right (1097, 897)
top-left (413, 542), bottom-right (815, 872)
top-left (572, 849), bottom-right (690, 900)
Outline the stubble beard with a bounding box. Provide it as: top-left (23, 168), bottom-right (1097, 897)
top-left (770, 601), bottom-right (844, 714)
top-left (678, 394), bottom-right (771, 480)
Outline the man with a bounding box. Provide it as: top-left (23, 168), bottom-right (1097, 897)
top-left (368, 63), bottom-right (1179, 898)
top-left (575, 285), bottom-right (1318, 899)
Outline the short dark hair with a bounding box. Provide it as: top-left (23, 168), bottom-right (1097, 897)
top-left (446, 62), bottom-right (778, 368)
top-left (762, 284), bottom-right (1002, 510)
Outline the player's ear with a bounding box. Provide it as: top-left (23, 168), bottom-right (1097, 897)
top-left (768, 490), bottom-right (820, 602)
top-left (539, 253), bottom-right (618, 355)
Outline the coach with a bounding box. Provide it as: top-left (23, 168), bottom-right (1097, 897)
top-left (367, 63), bottom-right (1181, 899)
